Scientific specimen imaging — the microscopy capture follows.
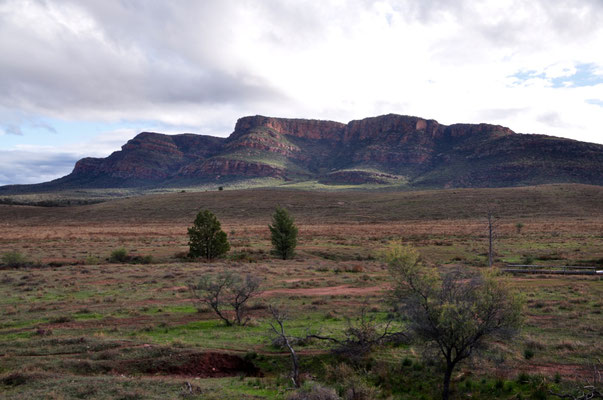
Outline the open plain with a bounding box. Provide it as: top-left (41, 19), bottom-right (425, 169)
top-left (1, 184), bottom-right (602, 399)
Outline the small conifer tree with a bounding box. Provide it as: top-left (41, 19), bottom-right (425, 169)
top-left (269, 207), bottom-right (298, 260)
top-left (188, 210), bottom-right (230, 260)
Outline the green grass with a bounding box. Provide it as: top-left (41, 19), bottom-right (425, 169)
top-left (0, 185), bottom-right (601, 398)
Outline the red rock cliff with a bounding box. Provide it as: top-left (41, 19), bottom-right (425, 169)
top-left (232, 115), bottom-right (346, 141)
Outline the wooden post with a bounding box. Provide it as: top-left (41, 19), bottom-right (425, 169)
top-left (488, 211), bottom-right (494, 268)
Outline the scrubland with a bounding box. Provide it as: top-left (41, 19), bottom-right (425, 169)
top-left (0, 184), bottom-right (601, 399)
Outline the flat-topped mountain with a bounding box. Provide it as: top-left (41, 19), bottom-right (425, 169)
top-left (2, 114), bottom-right (603, 193)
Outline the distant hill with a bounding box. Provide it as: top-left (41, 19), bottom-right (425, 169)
top-left (2, 114), bottom-right (603, 194)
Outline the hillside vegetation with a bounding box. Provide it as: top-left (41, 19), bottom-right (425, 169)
top-left (1, 184), bottom-right (602, 226)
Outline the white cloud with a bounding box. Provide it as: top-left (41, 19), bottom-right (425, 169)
top-left (1, 0), bottom-right (603, 184)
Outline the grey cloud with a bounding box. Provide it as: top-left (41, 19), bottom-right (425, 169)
top-left (0, 150), bottom-right (79, 185)
top-left (537, 112), bottom-right (573, 129)
top-left (0, 0), bottom-right (289, 121)
top-left (402, 0), bottom-right (603, 63)
top-left (3, 0), bottom-right (601, 124)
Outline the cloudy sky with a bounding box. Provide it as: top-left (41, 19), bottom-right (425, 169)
top-left (1, 0), bottom-right (602, 185)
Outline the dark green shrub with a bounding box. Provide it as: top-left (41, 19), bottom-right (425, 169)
top-left (269, 207), bottom-right (298, 260)
top-left (0, 372), bottom-right (28, 387)
top-left (522, 255), bottom-right (535, 264)
top-left (109, 247), bottom-right (129, 263)
top-left (1, 251), bottom-right (30, 268)
top-left (524, 348), bottom-right (535, 360)
top-left (516, 372), bottom-right (530, 384)
top-left (140, 255), bottom-right (153, 264)
top-left (187, 210), bottom-right (230, 260)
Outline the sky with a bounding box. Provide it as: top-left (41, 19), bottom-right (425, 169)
top-left (1, 0), bottom-right (603, 185)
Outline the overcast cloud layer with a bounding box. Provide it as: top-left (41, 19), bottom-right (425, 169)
top-left (1, 0), bottom-right (602, 185)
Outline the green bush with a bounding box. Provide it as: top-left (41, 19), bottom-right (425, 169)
top-left (523, 348), bottom-right (535, 360)
top-left (109, 247), bottom-right (129, 263)
top-left (1, 251), bottom-right (30, 268)
top-left (84, 255), bottom-right (100, 265)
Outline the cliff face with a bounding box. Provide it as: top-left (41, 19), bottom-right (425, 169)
top-left (71, 132), bottom-right (225, 180)
top-left (231, 116), bottom-right (346, 142)
top-left (3, 114), bottom-right (602, 192)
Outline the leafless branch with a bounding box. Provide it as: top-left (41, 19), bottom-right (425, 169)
top-left (268, 305), bottom-right (300, 388)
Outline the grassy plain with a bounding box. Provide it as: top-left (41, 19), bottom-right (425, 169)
top-left (0, 184), bottom-right (602, 399)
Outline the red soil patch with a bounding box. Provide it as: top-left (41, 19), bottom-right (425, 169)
top-left (261, 284), bottom-right (385, 297)
top-left (117, 352), bottom-right (261, 378)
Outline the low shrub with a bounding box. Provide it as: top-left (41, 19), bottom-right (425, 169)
top-left (325, 363), bottom-right (378, 400)
top-left (1, 251), bottom-right (30, 268)
top-left (139, 255), bottom-right (154, 264)
top-left (84, 255), bottom-right (100, 265)
top-left (287, 383), bottom-right (340, 400)
top-left (109, 247), bottom-right (129, 263)
top-left (0, 372), bottom-right (28, 387)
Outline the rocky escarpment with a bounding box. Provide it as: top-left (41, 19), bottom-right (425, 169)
top-left (2, 113), bottom-right (602, 192)
top-left (231, 115), bottom-right (346, 142)
top-left (70, 132), bottom-right (225, 181)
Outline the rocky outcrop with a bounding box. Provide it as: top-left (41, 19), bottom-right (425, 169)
top-left (71, 132), bottom-right (225, 181)
top-left (2, 113), bottom-right (602, 192)
top-left (231, 115), bottom-right (345, 141)
top-left (179, 158), bottom-right (285, 178)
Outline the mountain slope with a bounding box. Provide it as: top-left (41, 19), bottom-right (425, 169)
top-left (2, 113), bottom-right (602, 193)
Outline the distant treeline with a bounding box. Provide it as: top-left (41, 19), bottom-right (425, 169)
top-left (0, 197), bottom-right (105, 207)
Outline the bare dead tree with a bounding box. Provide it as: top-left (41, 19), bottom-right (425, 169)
top-left (550, 359), bottom-right (602, 400)
top-left (487, 210), bottom-right (499, 267)
top-left (189, 272), bottom-right (261, 326)
top-left (230, 274), bottom-right (262, 325)
top-left (268, 305), bottom-right (300, 388)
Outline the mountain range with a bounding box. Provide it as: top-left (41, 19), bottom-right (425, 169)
top-left (3, 114), bottom-right (603, 193)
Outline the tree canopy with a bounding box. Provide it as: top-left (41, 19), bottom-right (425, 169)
top-left (386, 244), bottom-right (523, 400)
top-left (187, 210), bottom-right (230, 260)
top-left (269, 207), bottom-right (298, 260)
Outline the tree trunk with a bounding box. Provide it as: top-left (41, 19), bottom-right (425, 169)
top-left (442, 365), bottom-right (453, 400)
top-left (282, 335), bottom-right (300, 387)
top-left (290, 350), bottom-right (300, 388)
